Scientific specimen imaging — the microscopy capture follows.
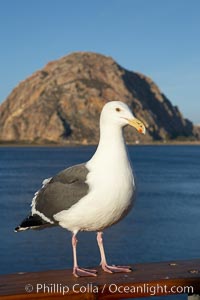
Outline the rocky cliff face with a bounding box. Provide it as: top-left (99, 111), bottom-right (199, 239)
top-left (0, 52), bottom-right (196, 144)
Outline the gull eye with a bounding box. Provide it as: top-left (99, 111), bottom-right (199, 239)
top-left (116, 108), bottom-right (121, 112)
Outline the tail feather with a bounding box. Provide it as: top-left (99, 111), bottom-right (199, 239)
top-left (14, 214), bottom-right (53, 232)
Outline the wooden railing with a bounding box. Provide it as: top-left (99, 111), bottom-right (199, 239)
top-left (0, 259), bottom-right (200, 299)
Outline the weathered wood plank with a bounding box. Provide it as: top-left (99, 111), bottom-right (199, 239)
top-left (188, 295), bottom-right (200, 300)
top-left (0, 259), bottom-right (200, 299)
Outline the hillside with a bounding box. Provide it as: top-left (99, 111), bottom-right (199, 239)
top-left (0, 52), bottom-right (196, 144)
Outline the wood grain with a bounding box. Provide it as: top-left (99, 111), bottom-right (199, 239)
top-left (0, 259), bottom-right (200, 299)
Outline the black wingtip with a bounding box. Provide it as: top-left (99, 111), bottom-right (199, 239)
top-left (14, 225), bottom-right (29, 232)
top-left (14, 214), bottom-right (52, 232)
top-left (14, 226), bottom-right (19, 232)
top-left (14, 226), bottom-right (20, 232)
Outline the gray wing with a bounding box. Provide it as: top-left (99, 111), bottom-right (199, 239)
top-left (32, 163), bottom-right (89, 223)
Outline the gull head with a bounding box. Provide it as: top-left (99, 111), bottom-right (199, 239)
top-left (100, 101), bottom-right (146, 134)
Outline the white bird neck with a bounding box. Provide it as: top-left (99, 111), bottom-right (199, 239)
top-left (89, 122), bottom-right (129, 167)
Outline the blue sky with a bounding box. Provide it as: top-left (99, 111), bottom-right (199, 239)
top-left (0, 0), bottom-right (200, 123)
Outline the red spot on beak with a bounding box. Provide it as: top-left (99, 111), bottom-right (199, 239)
top-left (138, 128), bottom-right (143, 133)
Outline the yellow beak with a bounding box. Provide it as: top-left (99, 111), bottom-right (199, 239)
top-left (128, 118), bottom-right (146, 134)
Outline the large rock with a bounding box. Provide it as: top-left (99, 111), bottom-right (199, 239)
top-left (0, 52), bottom-right (196, 144)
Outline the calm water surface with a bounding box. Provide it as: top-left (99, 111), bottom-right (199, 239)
top-left (1, 145), bottom-right (200, 299)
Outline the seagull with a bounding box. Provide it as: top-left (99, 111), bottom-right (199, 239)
top-left (15, 101), bottom-right (146, 277)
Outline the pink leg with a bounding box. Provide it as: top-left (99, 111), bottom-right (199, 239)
top-left (72, 233), bottom-right (97, 277)
top-left (97, 232), bottom-right (132, 273)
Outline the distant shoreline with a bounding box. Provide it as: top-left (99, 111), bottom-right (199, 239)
top-left (0, 141), bottom-right (200, 147)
